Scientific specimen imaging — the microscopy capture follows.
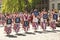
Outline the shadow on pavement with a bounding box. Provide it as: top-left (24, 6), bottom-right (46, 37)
top-left (16, 33), bottom-right (26, 36)
top-left (6, 35), bottom-right (17, 38)
top-left (55, 30), bottom-right (60, 32)
top-left (25, 32), bottom-right (36, 35)
top-left (46, 30), bottom-right (57, 33)
top-left (34, 30), bottom-right (58, 34)
top-left (35, 31), bottom-right (44, 34)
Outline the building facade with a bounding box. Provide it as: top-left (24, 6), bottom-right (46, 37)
top-left (1, 0), bottom-right (60, 11)
top-left (38, 0), bottom-right (49, 11)
top-left (49, 0), bottom-right (60, 10)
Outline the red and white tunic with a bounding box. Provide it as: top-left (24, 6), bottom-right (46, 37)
top-left (40, 12), bottom-right (46, 29)
top-left (23, 14), bottom-right (29, 27)
top-left (32, 16), bottom-right (38, 28)
top-left (50, 13), bottom-right (56, 29)
top-left (23, 14), bottom-right (29, 21)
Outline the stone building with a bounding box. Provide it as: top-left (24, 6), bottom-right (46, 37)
top-left (49, 0), bottom-right (60, 10)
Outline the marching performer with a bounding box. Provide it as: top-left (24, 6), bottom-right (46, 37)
top-left (40, 9), bottom-right (48, 31)
top-left (49, 9), bottom-right (58, 31)
top-left (13, 13), bottom-right (20, 34)
top-left (23, 11), bottom-right (30, 33)
top-left (4, 14), bottom-right (12, 35)
top-left (32, 13), bottom-right (38, 32)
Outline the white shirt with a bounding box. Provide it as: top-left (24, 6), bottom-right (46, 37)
top-left (33, 17), bottom-right (38, 22)
top-left (40, 18), bottom-right (44, 22)
top-left (7, 24), bottom-right (11, 27)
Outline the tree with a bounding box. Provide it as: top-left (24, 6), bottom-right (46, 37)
top-left (2, 0), bottom-right (41, 13)
top-left (2, 0), bottom-right (19, 13)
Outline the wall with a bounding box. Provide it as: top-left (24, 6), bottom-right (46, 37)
top-left (49, 0), bottom-right (60, 10)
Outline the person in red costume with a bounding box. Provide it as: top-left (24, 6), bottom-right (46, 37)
top-left (4, 13), bottom-right (12, 35)
top-left (22, 11), bottom-right (30, 33)
top-left (13, 13), bottom-right (20, 34)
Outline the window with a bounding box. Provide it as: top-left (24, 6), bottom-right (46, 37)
top-left (52, 4), bottom-right (55, 9)
top-left (58, 3), bottom-right (60, 10)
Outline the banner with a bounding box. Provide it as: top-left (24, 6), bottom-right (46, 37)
top-left (24, 21), bottom-right (29, 27)
top-left (53, 14), bottom-right (58, 20)
top-left (7, 19), bottom-right (12, 24)
top-left (15, 17), bottom-right (20, 23)
top-left (43, 14), bottom-right (48, 19)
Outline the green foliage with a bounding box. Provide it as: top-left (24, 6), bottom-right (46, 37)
top-left (2, 0), bottom-right (41, 13)
top-left (2, 0), bottom-right (19, 13)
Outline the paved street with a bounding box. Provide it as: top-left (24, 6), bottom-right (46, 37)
top-left (0, 24), bottom-right (60, 40)
top-left (1, 0), bottom-right (60, 40)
